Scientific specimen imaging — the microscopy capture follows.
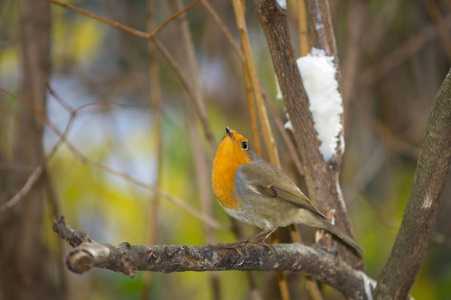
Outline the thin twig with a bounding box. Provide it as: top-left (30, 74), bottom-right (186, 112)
top-left (0, 85), bottom-right (228, 230)
top-left (47, 0), bottom-right (217, 153)
top-left (151, 0), bottom-right (200, 38)
top-left (201, 0), bottom-right (304, 171)
top-left (342, 0), bottom-right (367, 133)
top-left (232, 1), bottom-right (289, 299)
top-left (232, 0), bottom-right (281, 167)
top-left (0, 165), bottom-right (44, 212)
top-left (200, 0), bottom-right (245, 63)
top-left (244, 67), bottom-right (262, 156)
top-left (361, 15), bottom-right (451, 88)
top-left (298, 0), bottom-right (309, 56)
top-left (424, 0), bottom-right (451, 62)
top-left (364, 0), bottom-right (401, 54)
top-left (141, 0), bottom-right (163, 297)
top-left (152, 38), bottom-right (216, 153)
top-left (47, 0), bottom-right (149, 39)
top-left (167, 0), bottom-right (222, 296)
top-left (0, 99), bottom-right (74, 213)
top-left (201, 0), bottom-right (262, 155)
top-left (47, 83), bottom-right (74, 112)
top-left (372, 117), bottom-right (421, 159)
top-left (261, 90), bottom-right (303, 176)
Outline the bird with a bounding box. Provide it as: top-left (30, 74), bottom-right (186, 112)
top-left (211, 127), bottom-right (364, 254)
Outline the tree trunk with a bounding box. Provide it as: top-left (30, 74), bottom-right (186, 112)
top-left (0, 0), bottom-right (53, 299)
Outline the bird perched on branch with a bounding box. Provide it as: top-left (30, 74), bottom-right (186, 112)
top-left (212, 127), bottom-right (364, 254)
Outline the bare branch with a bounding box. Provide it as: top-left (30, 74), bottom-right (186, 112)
top-left (150, 0), bottom-right (200, 38)
top-left (47, 0), bottom-right (149, 39)
top-left (0, 164), bottom-right (45, 213)
top-left (305, 0), bottom-right (340, 80)
top-left (47, 0), bottom-right (217, 153)
top-left (374, 69), bottom-right (451, 298)
top-left (253, 0), bottom-right (364, 269)
top-left (200, 0), bottom-right (245, 62)
top-left (231, 0), bottom-right (281, 168)
top-left (53, 217), bottom-right (374, 299)
top-left (0, 86), bottom-right (74, 213)
top-left (424, 0), bottom-right (451, 62)
top-left (360, 15), bottom-right (451, 88)
top-left (0, 86), bottom-right (227, 230)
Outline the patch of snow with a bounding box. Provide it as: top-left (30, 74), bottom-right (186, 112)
top-left (275, 74), bottom-right (283, 100)
top-left (276, 0), bottom-right (287, 10)
top-left (284, 113), bottom-right (293, 130)
top-left (297, 48), bottom-right (343, 161)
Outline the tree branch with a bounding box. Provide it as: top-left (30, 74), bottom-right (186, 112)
top-left (53, 217), bottom-right (374, 299)
top-left (374, 69), bottom-right (451, 298)
top-left (253, 0), bottom-right (364, 270)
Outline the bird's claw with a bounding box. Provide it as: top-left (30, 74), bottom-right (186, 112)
top-left (215, 242), bottom-right (248, 264)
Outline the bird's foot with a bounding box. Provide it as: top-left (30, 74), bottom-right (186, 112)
top-left (253, 240), bottom-right (275, 252)
top-left (247, 228), bottom-right (278, 252)
top-left (215, 242), bottom-right (248, 263)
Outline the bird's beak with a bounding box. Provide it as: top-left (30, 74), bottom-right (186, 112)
top-left (225, 127), bottom-right (232, 137)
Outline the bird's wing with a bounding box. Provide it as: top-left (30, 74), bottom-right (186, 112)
top-left (238, 161), bottom-right (326, 219)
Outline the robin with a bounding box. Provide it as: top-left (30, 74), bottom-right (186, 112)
top-left (211, 127), bottom-right (364, 254)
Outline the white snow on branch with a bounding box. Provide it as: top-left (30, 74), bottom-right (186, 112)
top-left (358, 271), bottom-right (377, 300)
top-left (276, 0), bottom-right (287, 10)
top-left (275, 76), bottom-right (292, 130)
top-left (284, 113), bottom-right (293, 130)
top-left (297, 48), bottom-right (343, 161)
top-left (275, 74), bottom-right (283, 100)
top-left (315, 23), bottom-right (324, 30)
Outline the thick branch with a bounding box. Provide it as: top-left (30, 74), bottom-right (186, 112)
top-left (53, 217), bottom-right (373, 299)
top-left (253, 0), bottom-right (363, 270)
top-left (374, 70), bottom-right (451, 299)
top-left (305, 0), bottom-right (340, 77)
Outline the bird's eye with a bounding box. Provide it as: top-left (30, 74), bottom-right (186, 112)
top-left (241, 141), bottom-right (248, 150)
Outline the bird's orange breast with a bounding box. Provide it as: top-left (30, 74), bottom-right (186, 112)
top-left (212, 137), bottom-right (251, 209)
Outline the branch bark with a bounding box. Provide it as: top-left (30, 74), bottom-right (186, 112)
top-left (374, 69), bottom-right (451, 299)
top-left (53, 217), bottom-right (373, 299)
top-left (253, 0), bottom-right (364, 270)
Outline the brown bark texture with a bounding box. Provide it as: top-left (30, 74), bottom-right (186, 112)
top-left (0, 0), bottom-right (53, 299)
top-left (253, 0), bottom-right (364, 270)
top-left (374, 68), bottom-right (451, 299)
top-left (53, 217), bottom-right (374, 299)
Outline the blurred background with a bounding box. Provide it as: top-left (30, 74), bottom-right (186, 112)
top-left (0, 0), bottom-right (450, 299)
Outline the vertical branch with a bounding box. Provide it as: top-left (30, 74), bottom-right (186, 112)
top-left (0, 0), bottom-right (53, 298)
top-left (424, 0), bottom-right (451, 62)
top-left (231, 1), bottom-right (291, 298)
top-left (261, 91), bottom-right (303, 176)
top-left (200, 0), bottom-right (261, 155)
top-left (374, 68), bottom-right (451, 299)
top-left (165, 0), bottom-right (222, 298)
top-left (270, 3), bottom-right (322, 295)
top-left (43, 173), bottom-right (67, 299)
top-left (298, 0), bottom-right (310, 56)
top-left (305, 0), bottom-right (340, 78)
top-left (231, 0), bottom-right (281, 167)
top-left (151, 38), bottom-right (217, 154)
top-left (141, 0), bottom-right (163, 298)
top-left (254, 0), bottom-right (364, 270)
top-left (244, 68), bottom-right (262, 157)
top-left (342, 0), bottom-right (367, 134)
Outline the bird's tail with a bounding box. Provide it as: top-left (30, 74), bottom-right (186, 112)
top-left (319, 220), bottom-right (365, 254)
